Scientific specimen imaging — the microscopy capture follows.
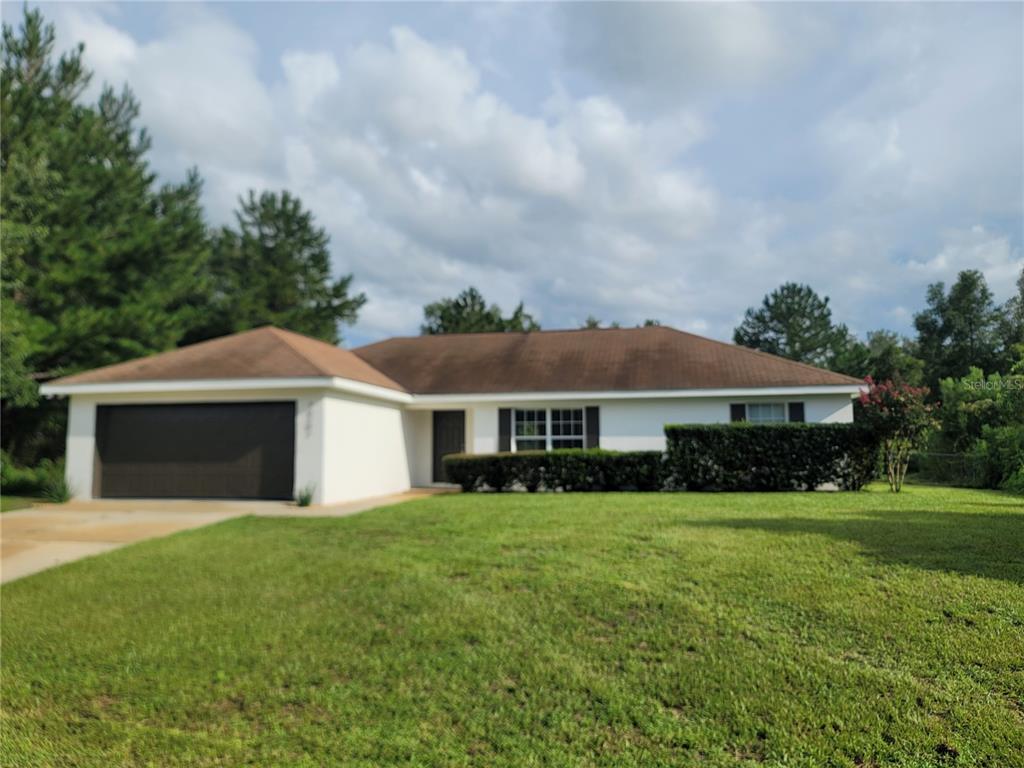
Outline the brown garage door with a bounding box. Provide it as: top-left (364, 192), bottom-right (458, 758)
top-left (95, 402), bottom-right (296, 499)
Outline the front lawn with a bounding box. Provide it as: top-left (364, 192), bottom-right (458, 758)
top-left (2, 485), bottom-right (1022, 767)
top-left (0, 495), bottom-right (38, 512)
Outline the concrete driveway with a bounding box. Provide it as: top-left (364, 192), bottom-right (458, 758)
top-left (1, 489), bottom-right (448, 584)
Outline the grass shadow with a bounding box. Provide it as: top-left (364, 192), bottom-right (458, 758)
top-left (683, 508), bottom-right (1024, 584)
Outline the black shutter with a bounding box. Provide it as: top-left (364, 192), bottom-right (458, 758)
top-left (499, 408), bottom-right (511, 452)
top-left (730, 403), bottom-right (746, 422)
top-left (788, 402), bottom-right (805, 423)
top-left (585, 406), bottom-right (599, 449)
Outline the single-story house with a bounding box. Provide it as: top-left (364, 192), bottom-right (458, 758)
top-left (40, 325), bottom-right (864, 504)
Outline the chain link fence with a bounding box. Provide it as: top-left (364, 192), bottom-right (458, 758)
top-left (912, 452), bottom-right (989, 487)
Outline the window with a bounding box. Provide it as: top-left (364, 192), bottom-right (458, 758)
top-left (551, 408), bottom-right (584, 449)
top-left (746, 403), bottom-right (787, 423)
top-left (513, 408), bottom-right (586, 451)
top-left (514, 409), bottom-right (547, 451)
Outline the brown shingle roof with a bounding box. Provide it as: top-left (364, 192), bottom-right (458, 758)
top-left (48, 326), bottom-right (406, 391)
top-left (49, 325), bottom-right (862, 394)
top-left (352, 326), bottom-right (862, 394)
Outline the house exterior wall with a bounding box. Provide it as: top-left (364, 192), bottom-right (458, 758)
top-left (62, 388), bottom-right (327, 503)
top-left (404, 410), bottom-right (433, 487)
top-left (320, 393), bottom-right (412, 503)
top-left (60, 387), bottom-right (857, 502)
top-left (441, 393), bottom-right (856, 454)
top-left (471, 405), bottom-right (499, 454)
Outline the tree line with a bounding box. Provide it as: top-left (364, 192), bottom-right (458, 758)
top-left (733, 272), bottom-right (1023, 394)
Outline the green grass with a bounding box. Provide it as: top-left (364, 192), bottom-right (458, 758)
top-left (1, 495), bottom-right (38, 512)
top-left (2, 485), bottom-right (1022, 767)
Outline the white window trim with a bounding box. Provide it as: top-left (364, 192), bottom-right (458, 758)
top-left (550, 407), bottom-right (586, 450)
top-left (513, 408), bottom-right (548, 452)
top-left (512, 407), bottom-right (586, 452)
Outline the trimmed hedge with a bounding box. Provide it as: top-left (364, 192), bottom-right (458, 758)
top-left (444, 424), bottom-right (879, 493)
top-left (664, 423), bottom-right (879, 492)
top-left (443, 449), bottom-right (666, 492)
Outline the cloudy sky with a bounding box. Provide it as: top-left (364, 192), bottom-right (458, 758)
top-left (20, 1), bottom-right (1024, 345)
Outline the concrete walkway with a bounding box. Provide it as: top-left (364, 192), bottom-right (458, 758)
top-left (1, 488), bottom-right (450, 584)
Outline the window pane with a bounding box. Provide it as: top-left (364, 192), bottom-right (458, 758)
top-left (516, 439), bottom-right (546, 451)
top-left (552, 438), bottom-right (584, 449)
top-left (515, 409), bottom-right (546, 437)
top-left (551, 408), bottom-right (584, 444)
top-left (747, 403), bottom-right (786, 423)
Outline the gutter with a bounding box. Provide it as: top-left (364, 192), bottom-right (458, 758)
top-left (40, 379), bottom-right (864, 407)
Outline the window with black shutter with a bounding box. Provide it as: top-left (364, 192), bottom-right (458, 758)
top-left (788, 402), bottom-right (805, 423)
top-left (585, 406), bottom-right (600, 449)
top-left (498, 409), bottom-right (512, 452)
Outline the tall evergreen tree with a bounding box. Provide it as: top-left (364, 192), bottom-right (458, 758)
top-left (913, 270), bottom-right (1002, 389)
top-left (997, 268), bottom-right (1024, 366)
top-left (1, 8), bottom-right (210, 461)
top-left (189, 190), bottom-right (366, 345)
top-left (421, 287), bottom-right (539, 334)
top-left (733, 283), bottom-right (847, 367)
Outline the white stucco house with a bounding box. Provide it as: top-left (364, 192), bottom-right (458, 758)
top-left (40, 325), bottom-right (864, 504)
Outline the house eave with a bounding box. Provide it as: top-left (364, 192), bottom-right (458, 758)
top-left (39, 376), bottom-right (413, 404)
top-left (404, 384), bottom-right (865, 407)
top-left (39, 379), bottom-right (863, 406)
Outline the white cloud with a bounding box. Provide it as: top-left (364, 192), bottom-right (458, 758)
top-left (909, 227), bottom-right (1023, 300)
top-left (817, 4), bottom-right (1022, 218)
top-left (262, 26), bottom-right (719, 337)
top-left (561, 3), bottom-right (828, 103)
top-left (281, 51), bottom-right (340, 116)
top-left (58, 6), bottom-right (136, 75)
top-left (53, 4), bottom-right (276, 176)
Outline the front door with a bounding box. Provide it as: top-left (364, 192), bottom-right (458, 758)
top-left (433, 410), bottom-right (466, 482)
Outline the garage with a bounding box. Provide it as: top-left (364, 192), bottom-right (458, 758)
top-left (94, 402), bottom-right (295, 499)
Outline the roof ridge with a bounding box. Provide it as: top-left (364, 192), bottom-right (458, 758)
top-left (353, 324), bottom-right (667, 350)
top-left (264, 327), bottom-right (335, 376)
top-left (665, 326), bottom-right (863, 385)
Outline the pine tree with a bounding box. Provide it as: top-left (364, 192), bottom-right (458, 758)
top-left (189, 190), bottom-right (366, 344)
top-left (421, 287), bottom-right (539, 334)
top-left (913, 270), bottom-right (1002, 390)
top-left (1, 8), bottom-right (210, 461)
top-left (733, 283), bottom-right (847, 367)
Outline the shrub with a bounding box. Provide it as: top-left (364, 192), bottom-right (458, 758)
top-left (295, 484), bottom-right (316, 507)
top-left (857, 379), bottom-right (937, 492)
top-left (937, 364), bottom-right (1024, 451)
top-left (969, 425), bottom-right (1024, 492)
top-left (917, 358), bottom-right (1024, 492)
top-left (663, 423), bottom-right (879, 492)
top-left (1002, 468), bottom-right (1024, 495)
top-left (41, 473), bottom-right (72, 504)
top-left (1, 452), bottom-right (65, 496)
top-left (443, 450), bottom-right (666, 493)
